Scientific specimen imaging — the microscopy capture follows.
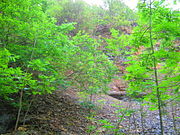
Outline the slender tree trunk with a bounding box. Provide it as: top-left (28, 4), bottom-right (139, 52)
top-left (23, 95), bottom-right (36, 125)
top-left (149, 1), bottom-right (164, 134)
top-left (140, 103), bottom-right (145, 135)
top-left (171, 102), bottom-right (178, 134)
top-left (15, 90), bottom-right (23, 131)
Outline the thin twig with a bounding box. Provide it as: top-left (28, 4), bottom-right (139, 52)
top-left (15, 90), bottom-right (23, 130)
top-left (23, 95), bottom-right (36, 125)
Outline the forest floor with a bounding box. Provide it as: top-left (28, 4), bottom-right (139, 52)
top-left (4, 87), bottom-right (179, 135)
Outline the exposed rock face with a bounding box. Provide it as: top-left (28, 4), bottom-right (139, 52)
top-left (118, 26), bottom-right (132, 35)
top-left (0, 99), bottom-right (16, 134)
top-left (0, 114), bottom-right (15, 134)
top-left (109, 78), bottom-right (127, 92)
top-left (95, 24), bottom-right (112, 37)
top-left (95, 24), bottom-right (134, 37)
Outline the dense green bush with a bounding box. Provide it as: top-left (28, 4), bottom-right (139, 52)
top-left (0, 0), bottom-right (117, 103)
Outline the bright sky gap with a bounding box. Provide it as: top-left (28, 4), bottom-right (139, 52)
top-left (82, 0), bottom-right (180, 10)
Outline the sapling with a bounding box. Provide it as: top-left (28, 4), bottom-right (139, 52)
top-left (123, 1), bottom-right (179, 134)
top-left (111, 103), bottom-right (134, 135)
top-left (14, 90), bottom-right (23, 131)
top-left (139, 102), bottom-right (145, 135)
top-left (171, 102), bottom-right (178, 134)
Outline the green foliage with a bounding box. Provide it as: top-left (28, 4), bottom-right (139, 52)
top-left (0, 0), bottom-right (117, 106)
top-left (49, 0), bottom-right (98, 34)
top-left (124, 0), bottom-right (180, 109)
top-left (102, 0), bottom-right (137, 26)
top-left (105, 28), bottom-right (128, 60)
top-left (0, 0), bottom-right (62, 99)
top-left (86, 102), bottom-right (132, 135)
top-left (0, 48), bottom-right (36, 98)
top-left (65, 32), bottom-right (117, 94)
top-left (87, 125), bottom-right (97, 133)
top-left (48, 0), bottom-right (136, 35)
top-left (79, 101), bottom-right (96, 110)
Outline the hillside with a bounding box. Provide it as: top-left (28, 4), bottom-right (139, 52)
top-left (0, 0), bottom-right (179, 135)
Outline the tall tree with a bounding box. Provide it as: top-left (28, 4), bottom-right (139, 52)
top-left (124, 1), bottom-right (180, 134)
